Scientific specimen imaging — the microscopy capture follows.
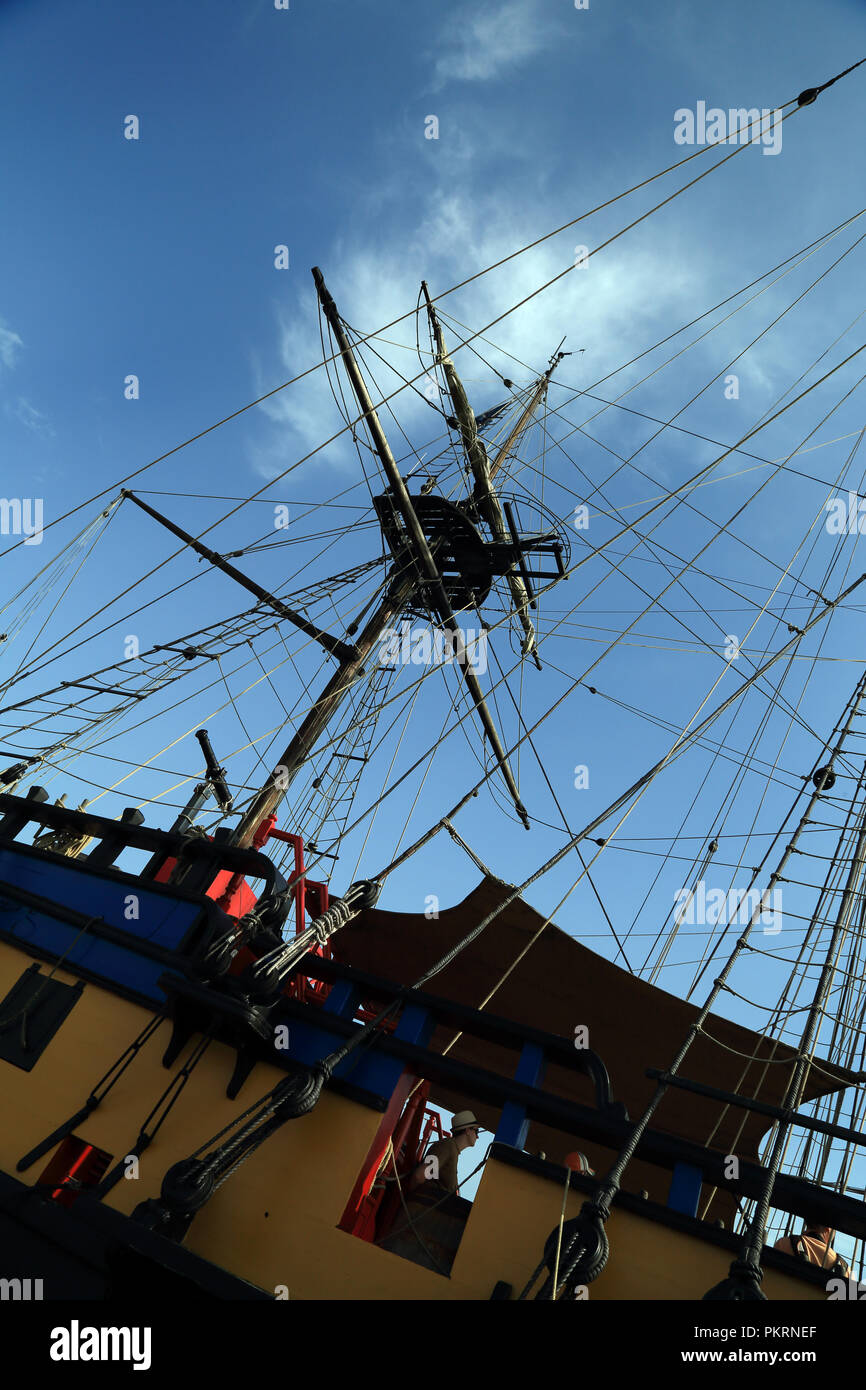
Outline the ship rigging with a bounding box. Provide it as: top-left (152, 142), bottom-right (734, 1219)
top-left (1, 59), bottom-right (866, 1302)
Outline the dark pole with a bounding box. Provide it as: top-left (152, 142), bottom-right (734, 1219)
top-left (315, 268), bottom-right (529, 828)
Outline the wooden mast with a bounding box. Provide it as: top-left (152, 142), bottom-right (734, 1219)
top-left (230, 269), bottom-right (529, 848)
top-left (230, 573), bottom-right (416, 848)
top-left (422, 283), bottom-right (563, 670)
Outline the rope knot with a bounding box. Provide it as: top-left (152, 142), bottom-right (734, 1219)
top-left (542, 1199), bottom-right (609, 1295)
top-left (702, 1257), bottom-right (767, 1301)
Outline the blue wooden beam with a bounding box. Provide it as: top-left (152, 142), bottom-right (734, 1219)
top-left (495, 1042), bottom-right (545, 1149)
top-left (667, 1161), bottom-right (703, 1216)
top-left (338, 1002), bottom-right (436, 1100)
top-left (322, 978), bottom-right (360, 1019)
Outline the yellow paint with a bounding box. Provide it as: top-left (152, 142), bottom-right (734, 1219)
top-left (0, 941), bottom-right (828, 1300)
top-left (0, 944), bottom-right (332, 1220)
top-left (456, 1158), bottom-right (824, 1300)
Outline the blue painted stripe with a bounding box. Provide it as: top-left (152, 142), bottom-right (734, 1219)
top-left (668, 1161), bottom-right (703, 1216)
top-left (495, 1042), bottom-right (546, 1149)
top-left (0, 906), bottom-right (172, 1001)
top-left (0, 847), bottom-right (203, 952)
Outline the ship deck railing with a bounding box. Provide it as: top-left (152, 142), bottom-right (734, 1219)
top-left (0, 784), bottom-right (281, 896)
top-left (287, 954), bottom-right (866, 1249)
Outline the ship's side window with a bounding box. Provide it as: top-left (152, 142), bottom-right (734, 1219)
top-left (0, 963), bottom-right (83, 1071)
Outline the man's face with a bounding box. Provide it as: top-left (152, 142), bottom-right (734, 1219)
top-left (463, 1125), bottom-right (479, 1147)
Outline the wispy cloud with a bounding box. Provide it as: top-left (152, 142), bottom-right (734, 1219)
top-left (251, 179), bottom-right (699, 487)
top-left (10, 396), bottom-right (54, 437)
top-left (431, 0), bottom-right (560, 88)
top-left (0, 318), bottom-right (23, 369)
top-left (0, 319), bottom-right (53, 437)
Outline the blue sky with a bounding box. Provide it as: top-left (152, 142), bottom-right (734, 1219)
top-left (2, 0), bottom-right (865, 909)
top-left (2, 0), bottom-right (866, 1221)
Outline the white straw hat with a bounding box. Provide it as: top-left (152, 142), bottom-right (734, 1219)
top-left (451, 1110), bottom-right (481, 1134)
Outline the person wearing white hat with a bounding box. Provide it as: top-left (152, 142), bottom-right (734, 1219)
top-left (409, 1110), bottom-right (482, 1195)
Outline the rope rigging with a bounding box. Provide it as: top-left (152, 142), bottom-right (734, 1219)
top-left (10, 288), bottom-right (859, 837)
top-left (2, 50), bottom-right (866, 1310)
top-left (2, 63), bottom-right (860, 591)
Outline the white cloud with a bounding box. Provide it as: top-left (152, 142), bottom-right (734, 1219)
top-left (253, 25), bottom-right (818, 505)
top-left (12, 397), bottom-right (53, 436)
top-left (252, 178), bottom-right (701, 493)
top-left (0, 318), bottom-right (23, 369)
top-left (431, 0), bottom-right (559, 87)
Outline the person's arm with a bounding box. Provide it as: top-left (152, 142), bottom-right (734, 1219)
top-left (408, 1140), bottom-right (444, 1192)
top-left (407, 1159), bottom-right (427, 1192)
